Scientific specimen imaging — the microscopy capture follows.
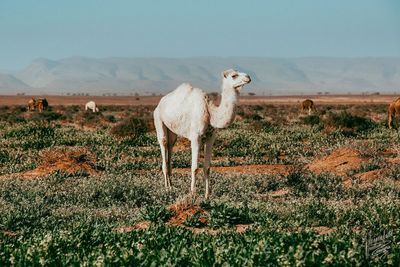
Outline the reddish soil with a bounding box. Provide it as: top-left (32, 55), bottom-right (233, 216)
top-left (254, 188), bottom-right (290, 202)
top-left (235, 224), bottom-right (252, 233)
top-left (387, 157), bottom-right (400, 165)
top-left (168, 205), bottom-right (207, 226)
top-left (167, 197), bottom-right (208, 226)
top-left (311, 226), bottom-right (336, 235)
top-left (116, 196), bottom-right (254, 234)
top-left (307, 148), bottom-right (366, 177)
top-left (176, 164), bottom-right (293, 176)
top-left (0, 229), bottom-right (17, 237)
top-left (269, 188), bottom-right (290, 198)
top-left (0, 94), bottom-right (397, 106)
top-left (22, 147), bottom-right (98, 178)
top-left (116, 221), bottom-right (151, 233)
top-left (172, 138), bottom-right (191, 152)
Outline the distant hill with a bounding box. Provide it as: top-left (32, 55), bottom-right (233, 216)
top-left (0, 57), bottom-right (399, 95)
top-left (0, 73), bottom-right (30, 94)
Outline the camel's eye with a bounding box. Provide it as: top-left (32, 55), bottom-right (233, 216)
top-left (232, 74), bottom-right (238, 79)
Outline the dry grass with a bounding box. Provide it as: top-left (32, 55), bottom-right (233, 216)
top-left (22, 146), bottom-right (98, 178)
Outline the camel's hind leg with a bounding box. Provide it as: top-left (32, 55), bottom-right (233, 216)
top-left (153, 108), bottom-right (171, 189)
top-left (190, 136), bottom-right (200, 195)
top-left (166, 129), bottom-right (177, 185)
top-left (203, 131), bottom-right (216, 199)
top-left (388, 104), bottom-right (394, 129)
top-left (388, 113), bottom-right (393, 129)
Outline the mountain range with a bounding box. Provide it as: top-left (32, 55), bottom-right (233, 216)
top-left (0, 57), bottom-right (399, 95)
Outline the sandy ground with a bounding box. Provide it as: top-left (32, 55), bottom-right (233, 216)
top-left (0, 94), bottom-right (397, 106)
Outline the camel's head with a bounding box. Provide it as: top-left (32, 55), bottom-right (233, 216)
top-left (222, 69), bottom-right (251, 93)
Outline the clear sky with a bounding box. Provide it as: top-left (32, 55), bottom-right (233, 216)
top-left (0, 0), bottom-right (399, 70)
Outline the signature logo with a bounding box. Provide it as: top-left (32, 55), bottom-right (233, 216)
top-left (365, 230), bottom-right (392, 258)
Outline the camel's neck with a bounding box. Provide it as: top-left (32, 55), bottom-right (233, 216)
top-left (208, 82), bottom-right (238, 129)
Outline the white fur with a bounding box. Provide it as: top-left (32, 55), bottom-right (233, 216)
top-left (85, 101), bottom-right (99, 112)
top-left (153, 69), bottom-right (251, 198)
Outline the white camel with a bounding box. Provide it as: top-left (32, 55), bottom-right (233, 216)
top-left (85, 101), bottom-right (99, 112)
top-left (153, 69), bottom-right (251, 198)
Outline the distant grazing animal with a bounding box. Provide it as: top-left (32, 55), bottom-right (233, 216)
top-left (85, 101), bottom-right (99, 112)
top-left (301, 99), bottom-right (316, 115)
top-left (388, 97), bottom-right (400, 129)
top-left (35, 98), bottom-right (48, 112)
top-left (27, 98), bottom-right (36, 111)
top-left (154, 69), bottom-right (251, 199)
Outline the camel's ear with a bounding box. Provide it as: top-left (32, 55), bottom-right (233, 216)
top-left (222, 69), bottom-right (234, 78)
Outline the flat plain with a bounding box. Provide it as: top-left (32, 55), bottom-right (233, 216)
top-left (0, 95), bottom-right (399, 265)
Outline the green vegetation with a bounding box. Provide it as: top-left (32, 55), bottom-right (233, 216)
top-left (0, 104), bottom-right (399, 266)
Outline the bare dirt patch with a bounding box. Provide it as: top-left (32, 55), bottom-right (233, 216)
top-left (175, 164), bottom-right (293, 176)
top-left (308, 148), bottom-right (366, 177)
top-left (22, 147), bottom-right (98, 178)
top-left (173, 138), bottom-right (191, 152)
top-left (311, 226), bottom-right (336, 235)
top-left (254, 188), bottom-right (290, 202)
top-left (269, 188), bottom-right (290, 198)
top-left (116, 221), bottom-right (151, 233)
top-left (0, 229), bottom-right (17, 237)
top-left (387, 157), bottom-right (400, 165)
top-left (235, 224), bottom-right (252, 233)
top-left (167, 198), bottom-right (208, 226)
top-left (117, 198), bottom-right (252, 235)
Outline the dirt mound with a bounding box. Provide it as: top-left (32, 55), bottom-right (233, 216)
top-left (308, 148), bottom-right (366, 177)
top-left (176, 164), bottom-right (293, 176)
top-left (167, 199), bottom-right (208, 226)
top-left (22, 147), bottom-right (98, 178)
top-left (117, 198), bottom-right (253, 235)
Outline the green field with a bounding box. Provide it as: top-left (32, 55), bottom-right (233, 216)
top-left (0, 104), bottom-right (399, 266)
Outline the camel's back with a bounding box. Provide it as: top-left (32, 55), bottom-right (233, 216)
top-left (156, 83), bottom-right (210, 138)
top-left (302, 99), bottom-right (314, 108)
top-left (86, 101), bottom-right (95, 108)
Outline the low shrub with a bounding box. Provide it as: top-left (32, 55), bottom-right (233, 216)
top-left (207, 203), bottom-right (253, 227)
top-left (31, 111), bottom-right (65, 122)
top-left (301, 115), bottom-right (321, 126)
top-left (139, 205), bottom-right (172, 223)
top-left (111, 117), bottom-right (148, 139)
top-left (325, 111), bottom-right (376, 134)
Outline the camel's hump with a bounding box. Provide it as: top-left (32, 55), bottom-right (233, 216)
top-left (174, 83), bottom-right (193, 92)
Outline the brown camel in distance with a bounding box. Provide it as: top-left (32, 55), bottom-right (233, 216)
top-left (388, 97), bottom-right (400, 129)
top-left (301, 99), bottom-right (316, 115)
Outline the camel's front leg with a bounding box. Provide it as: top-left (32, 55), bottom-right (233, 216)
top-left (153, 109), bottom-right (170, 189)
top-left (203, 131), bottom-right (216, 199)
top-left (190, 137), bottom-right (200, 195)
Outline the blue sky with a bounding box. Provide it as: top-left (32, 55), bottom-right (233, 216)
top-left (0, 0), bottom-right (399, 70)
